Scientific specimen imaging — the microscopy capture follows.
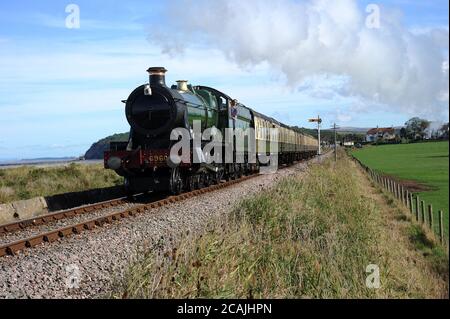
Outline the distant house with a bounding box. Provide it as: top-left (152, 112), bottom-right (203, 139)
top-left (343, 141), bottom-right (354, 147)
top-left (366, 127), bottom-right (396, 142)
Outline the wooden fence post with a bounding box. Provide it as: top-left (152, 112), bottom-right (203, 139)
top-left (415, 195), bottom-right (420, 221)
top-left (401, 186), bottom-right (405, 205)
top-left (428, 205), bottom-right (433, 231)
top-left (409, 193), bottom-right (413, 214)
top-left (406, 190), bottom-right (410, 209)
top-left (420, 200), bottom-right (425, 224)
top-left (438, 210), bottom-right (444, 243)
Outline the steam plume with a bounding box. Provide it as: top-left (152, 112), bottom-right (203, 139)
top-left (148, 0), bottom-right (449, 119)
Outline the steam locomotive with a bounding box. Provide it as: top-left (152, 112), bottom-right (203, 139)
top-left (104, 67), bottom-right (318, 194)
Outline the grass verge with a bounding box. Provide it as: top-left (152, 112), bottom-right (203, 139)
top-left (0, 163), bottom-right (123, 203)
top-left (114, 153), bottom-right (447, 298)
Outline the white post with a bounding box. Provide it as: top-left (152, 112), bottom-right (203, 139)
top-left (317, 116), bottom-right (321, 155)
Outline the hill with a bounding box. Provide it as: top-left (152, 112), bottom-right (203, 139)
top-left (84, 133), bottom-right (129, 159)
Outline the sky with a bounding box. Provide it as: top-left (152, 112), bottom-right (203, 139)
top-left (0, 0), bottom-right (448, 160)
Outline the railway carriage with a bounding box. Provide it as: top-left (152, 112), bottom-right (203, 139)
top-left (104, 67), bottom-right (318, 194)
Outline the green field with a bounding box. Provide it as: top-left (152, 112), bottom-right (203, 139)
top-left (352, 141), bottom-right (449, 234)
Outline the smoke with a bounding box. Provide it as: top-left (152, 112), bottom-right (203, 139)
top-left (148, 0), bottom-right (449, 119)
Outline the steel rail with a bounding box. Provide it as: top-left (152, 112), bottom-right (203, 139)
top-left (0, 197), bottom-right (129, 235)
top-left (0, 174), bottom-right (256, 257)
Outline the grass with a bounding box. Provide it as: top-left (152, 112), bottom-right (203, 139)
top-left (351, 141), bottom-right (449, 235)
top-left (0, 163), bottom-right (123, 204)
top-left (113, 153), bottom-right (447, 299)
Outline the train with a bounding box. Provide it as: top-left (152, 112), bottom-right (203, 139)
top-left (104, 67), bottom-right (318, 194)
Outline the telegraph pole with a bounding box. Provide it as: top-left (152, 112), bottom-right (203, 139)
top-left (332, 123), bottom-right (339, 162)
top-left (308, 116), bottom-right (322, 155)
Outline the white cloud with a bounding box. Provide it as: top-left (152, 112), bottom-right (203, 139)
top-left (148, 0), bottom-right (449, 120)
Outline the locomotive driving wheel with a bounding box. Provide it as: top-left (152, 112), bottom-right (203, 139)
top-left (212, 171), bottom-right (221, 184)
top-left (187, 175), bottom-right (195, 191)
top-left (169, 167), bottom-right (183, 195)
top-left (237, 164), bottom-right (243, 178)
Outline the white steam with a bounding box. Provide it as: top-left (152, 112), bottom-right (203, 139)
top-left (149, 0), bottom-right (449, 119)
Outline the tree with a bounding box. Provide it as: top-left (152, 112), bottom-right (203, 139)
top-left (399, 127), bottom-right (407, 139)
top-left (404, 117), bottom-right (430, 140)
top-left (439, 123), bottom-right (449, 139)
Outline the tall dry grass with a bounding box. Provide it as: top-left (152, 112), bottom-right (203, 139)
top-left (115, 154), bottom-right (447, 299)
top-left (0, 163), bottom-right (123, 203)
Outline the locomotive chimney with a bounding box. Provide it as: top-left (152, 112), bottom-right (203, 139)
top-left (176, 80), bottom-right (189, 91)
top-left (147, 67), bottom-right (167, 86)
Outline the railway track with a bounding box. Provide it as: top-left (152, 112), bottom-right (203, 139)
top-left (0, 173), bottom-right (258, 258)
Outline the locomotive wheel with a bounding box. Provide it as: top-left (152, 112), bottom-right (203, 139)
top-left (229, 165), bottom-right (235, 180)
top-left (191, 175), bottom-right (200, 190)
top-left (232, 165), bottom-right (239, 180)
top-left (187, 176), bottom-right (196, 191)
top-left (225, 165), bottom-right (232, 181)
top-left (204, 173), bottom-right (212, 187)
top-left (169, 168), bottom-right (183, 195)
top-left (198, 174), bottom-right (205, 189)
top-left (124, 178), bottom-right (136, 200)
top-left (237, 164), bottom-right (243, 178)
top-left (212, 171), bottom-right (221, 184)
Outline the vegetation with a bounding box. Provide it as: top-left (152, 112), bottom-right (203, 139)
top-left (84, 132), bottom-right (129, 159)
top-left (114, 153), bottom-right (447, 298)
top-left (351, 141), bottom-right (449, 235)
top-left (403, 117), bottom-right (430, 140)
top-left (399, 117), bottom-right (448, 142)
top-left (0, 163), bottom-right (123, 203)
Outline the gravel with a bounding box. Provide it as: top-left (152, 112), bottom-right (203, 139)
top-left (0, 202), bottom-right (141, 246)
top-left (0, 155), bottom-right (328, 299)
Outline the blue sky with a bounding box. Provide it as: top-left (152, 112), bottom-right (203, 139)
top-left (0, 0), bottom-right (448, 160)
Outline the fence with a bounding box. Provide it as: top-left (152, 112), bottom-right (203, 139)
top-left (351, 156), bottom-right (448, 249)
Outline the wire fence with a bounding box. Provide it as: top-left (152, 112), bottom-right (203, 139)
top-left (351, 155), bottom-right (448, 250)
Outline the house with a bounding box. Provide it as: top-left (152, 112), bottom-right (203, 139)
top-left (343, 141), bottom-right (354, 147)
top-left (366, 127), bottom-right (396, 142)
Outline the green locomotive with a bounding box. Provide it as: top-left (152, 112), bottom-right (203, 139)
top-left (104, 67), bottom-right (318, 194)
